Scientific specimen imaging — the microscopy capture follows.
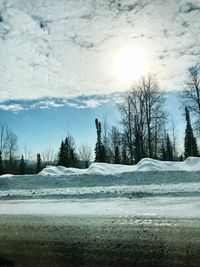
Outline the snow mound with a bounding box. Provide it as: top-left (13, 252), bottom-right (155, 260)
top-left (0, 174), bottom-right (14, 178)
top-left (134, 157), bottom-right (200, 172)
top-left (38, 165), bottom-right (86, 176)
top-left (87, 162), bottom-right (134, 175)
top-left (38, 157), bottom-right (200, 176)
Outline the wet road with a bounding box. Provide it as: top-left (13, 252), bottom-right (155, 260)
top-left (0, 215), bottom-right (200, 267)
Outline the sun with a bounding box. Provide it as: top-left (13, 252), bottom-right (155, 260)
top-left (114, 47), bottom-right (149, 83)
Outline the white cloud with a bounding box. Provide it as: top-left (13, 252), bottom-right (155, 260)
top-left (30, 100), bottom-right (65, 109)
top-left (28, 95), bottom-right (112, 110)
top-left (0, 0), bottom-right (199, 101)
top-left (76, 99), bottom-right (110, 109)
top-left (0, 103), bottom-right (24, 111)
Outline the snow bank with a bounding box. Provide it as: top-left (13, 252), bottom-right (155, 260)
top-left (135, 157), bottom-right (200, 172)
top-left (38, 165), bottom-right (86, 176)
top-left (86, 162), bottom-right (134, 175)
top-left (0, 174), bottom-right (14, 178)
top-left (0, 197), bottom-right (200, 217)
top-left (38, 157), bottom-right (200, 176)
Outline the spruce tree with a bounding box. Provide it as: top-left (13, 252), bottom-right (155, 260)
top-left (166, 134), bottom-right (173, 161)
top-left (94, 118), bottom-right (105, 162)
top-left (114, 145), bottom-right (120, 164)
top-left (58, 137), bottom-right (78, 167)
top-left (184, 107), bottom-right (198, 158)
top-left (121, 147), bottom-right (128, 165)
top-left (70, 147), bottom-right (77, 167)
top-left (36, 153), bottom-right (42, 173)
top-left (0, 150), bottom-right (4, 175)
top-left (179, 154), bottom-right (184, 161)
top-left (161, 142), bottom-right (167, 161)
top-left (63, 138), bottom-right (70, 167)
top-left (19, 155), bottom-right (26, 175)
top-left (58, 141), bottom-right (65, 166)
top-left (134, 130), bottom-right (143, 163)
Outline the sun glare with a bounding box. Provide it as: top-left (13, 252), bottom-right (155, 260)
top-left (114, 47), bottom-right (149, 83)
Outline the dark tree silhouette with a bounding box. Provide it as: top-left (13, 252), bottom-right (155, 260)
top-left (114, 145), bottom-right (120, 164)
top-left (94, 118), bottom-right (105, 162)
top-left (182, 66), bottom-right (200, 134)
top-left (63, 138), bottom-right (70, 167)
top-left (70, 147), bottom-right (77, 167)
top-left (19, 154), bottom-right (26, 175)
top-left (166, 134), bottom-right (173, 161)
top-left (161, 142), bottom-right (167, 161)
top-left (58, 136), bottom-right (78, 167)
top-left (0, 150), bottom-right (4, 175)
top-left (184, 107), bottom-right (198, 158)
top-left (36, 153), bottom-right (42, 173)
top-left (58, 140), bottom-right (65, 166)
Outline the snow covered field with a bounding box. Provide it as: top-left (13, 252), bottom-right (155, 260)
top-left (0, 157), bottom-right (200, 217)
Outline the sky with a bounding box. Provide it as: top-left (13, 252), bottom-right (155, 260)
top-left (0, 0), bottom-right (199, 157)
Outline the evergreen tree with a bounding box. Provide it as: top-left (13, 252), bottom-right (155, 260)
top-left (166, 134), bottom-right (173, 161)
top-left (161, 142), bottom-right (167, 161)
top-left (0, 150), bottom-right (4, 175)
top-left (101, 145), bottom-right (106, 162)
top-left (58, 141), bottom-right (65, 166)
top-left (36, 153), bottom-right (42, 173)
top-left (58, 136), bottom-right (78, 167)
top-left (19, 155), bottom-right (26, 175)
top-left (179, 154), bottom-right (184, 161)
top-left (114, 145), bottom-right (120, 164)
top-left (94, 118), bottom-right (105, 162)
top-left (184, 107), bottom-right (198, 158)
top-left (70, 147), bottom-right (77, 167)
top-left (121, 147), bottom-right (128, 165)
top-left (63, 138), bottom-right (70, 167)
top-left (133, 129), bottom-right (144, 163)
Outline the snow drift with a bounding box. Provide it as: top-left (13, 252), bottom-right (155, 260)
top-left (38, 157), bottom-right (200, 176)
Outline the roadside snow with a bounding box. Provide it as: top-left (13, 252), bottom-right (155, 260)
top-left (38, 165), bottom-right (85, 176)
top-left (0, 183), bottom-right (200, 199)
top-left (0, 158), bottom-right (200, 218)
top-left (38, 157), bottom-right (200, 176)
top-left (0, 174), bottom-right (14, 178)
top-left (0, 197), bottom-right (199, 217)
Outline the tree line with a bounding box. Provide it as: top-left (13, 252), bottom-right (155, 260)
top-left (94, 69), bottom-right (200, 164)
top-left (0, 67), bottom-right (199, 174)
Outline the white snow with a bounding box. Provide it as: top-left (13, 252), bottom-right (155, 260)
top-left (1, 157), bottom-right (200, 218)
top-left (0, 174), bottom-right (14, 178)
top-left (0, 183), bottom-right (199, 198)
top-left (38, 157), bottom-right (200, 176)
top-left (38, 165), bottom-right (85, 176)
top-left (0, 197), bottom-right (199, 218)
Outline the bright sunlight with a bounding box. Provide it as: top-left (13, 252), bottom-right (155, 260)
top-left (114, 47), bottom-right (149, 83)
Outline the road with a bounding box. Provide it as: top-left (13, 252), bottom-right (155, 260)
top-left (0, 215), bottom-right (200, 267)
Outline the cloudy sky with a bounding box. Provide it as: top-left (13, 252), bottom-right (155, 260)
top-left (0, 0), bottom-right (199, 155)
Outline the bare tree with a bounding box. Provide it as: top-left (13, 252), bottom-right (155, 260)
top-left (78, 144), bottom-right (92, 168)
top-left (42, 147), bottom-right (56, 165)
top-left (0, 125), bottom-right (7, 157)
top-left (182, 66), bottom-right (200, 133)
top-left (138, 75), bottom-right (166, 158)
top-left (4, 127), bottom-right (18, 161)
top-left (102, 116), bottom-right (112, 163)
top-left (170, 117), bottom-right (178, 159)
top-left (119, 92), bottom-right (134, 164)
top-left (119, 74), bottom-right (166, 163)
top-left (22, 142), bottom-right (33, 161)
